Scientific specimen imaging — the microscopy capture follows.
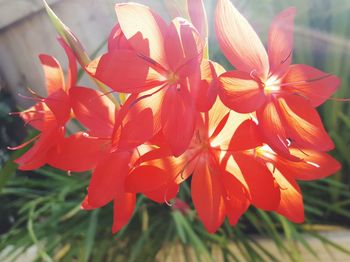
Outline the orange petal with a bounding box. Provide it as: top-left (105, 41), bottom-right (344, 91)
top-left (218, 70), bottom-right (265, 113)
top-left (268, 7), bottom-right (296, 77)
top-left (115, 2), bottom-right (168, 68)
top-left (188, 0), bottom-right (208, 40)
top-left (234, 153), bottom-right (280, 210)
top-left (39, 54), bottom-right (65, 95)
top-left (87, 50), bottom-right (166, 93)
top-left (70, 87), bottom-right (115, 137)
top-left (283, 64), bottom-right (340, 107)
top-left (215, 0), bottom-right (269, 77)
top-left (278, 95), bottom-right (334, 151)
top-left (191, 157), bottom-right (226, 233)
top-left (274, 170), bottom-right (304, 223)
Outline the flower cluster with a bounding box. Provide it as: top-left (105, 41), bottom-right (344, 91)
top-left (11, 0), bottom-right (341, 233)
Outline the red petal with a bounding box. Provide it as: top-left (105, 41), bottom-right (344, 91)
top-left (108, 23), bottom-right (133, 52)
top-left (275, 148), bottom-right (341, 181)
top-left (196, 60), bottom-right (225, 112)
top-left (69, 87), bottom-right (115, 137)
top-left (161, 87), bottom-right (196, 156)
top-left (221, 171), bottom-right (250, 225)
top-left (87, 50), bottom-right (166, 93)
top-left (191, 156), bottom-right (225, 233)
top-left (215, 0), bottom-right (269, 77)
top-left (268, 8), bottom-right (296, 77)
top-left (218, 71), bottom-right (265, 113)
top-left (165, 17), bottom-right (203, 72)
top-left (278, 95), bottom-right (334, 151)
top-left (188, 0), bottom-right (208, 40)
top-left (229, 119), bottom-right (262, 151)
top-left (234, 153), bottom-right (280, 210)
top-left (112, 192), bottom-right (136, 233)
top-left (87, 152), bottom-right (131, 208)
top-left (144, 181), bottom-right (179, 204)
top-left (58, 38), bottom-right (77, 90)
top-left (115, 3), bottom-right (168, 67)
top-left (39, 54), bottom-right (65, 95)
top-left (16, 127), bottom-right (63, 170)
top-left (126, 166), bottom-right (170, 193)
top-left (47, 132), bottom-right (110, 172)
top-left (44, 89), bottom-right (71, 126)
top-left (274, 170), bottom-right (304, 223)
top-left (283, 64), bottom-right (340, 107)
top-left (117, 108), bottom-right (154, 151)
top-left (257, 100), bottom-right (294, 159)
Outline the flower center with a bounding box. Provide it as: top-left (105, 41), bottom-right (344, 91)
top-left (167, 72), bottom-right (179, 85)
top-left (263, 76), bottom-right (281, 95)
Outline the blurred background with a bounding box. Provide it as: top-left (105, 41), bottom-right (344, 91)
top-left (0, 0), bottom-right (350, 261)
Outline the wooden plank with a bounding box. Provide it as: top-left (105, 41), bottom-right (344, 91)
top-left (0, 0), bottom-right (61, 30)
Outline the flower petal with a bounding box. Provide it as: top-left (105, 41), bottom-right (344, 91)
top-left (218, 70), bottom-right (265, 113)
top-left (58, 38), bottom-right (77, 90)
top-left (108, 23), bottom-right (133, 52)
top-left (115, 2), bottom-right (168, 67)
top-left (278, 95), bottom-right (334, 151)
top-left (39, 54), bottom-right (65, 95)
top-left (165, 17), bottom-right (203, 72)
top-left (283, 64), bottom-right (340, 107)
top-left (87, 50), bottom-right (166, 93)
top-left (229, 119), bottom-right (262, 151)
top-left (191, 156), bottom-right (226, 233)
top-left (47, 132), bottom-right (110, 172)
top-left (112, 192), bottom-right (136, 233)
top-left (275, 148), bottom-right (341, 181)
top-left (86, 151), bottom-right (131, 208)
top-left (274, 170), bottom-right (304, 223)
top-left (234, 153), bottom-right (280, 210)
top-left (215, 0), bottom-right (269, 77)
top-left (69, 87), bottom-right (115, 137)
top-left (188, 0), bottom-right (208, 40)
top-left (161, 87), bottom-right (196, 156)
top-left (268, 7), bottom-right (296, 77)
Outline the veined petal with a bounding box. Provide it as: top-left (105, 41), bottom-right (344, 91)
top-left (283, 64), bottom-right (340, 107)
top-left (165, 17), bottom-right (203, 72)
top-left (69, 87), bottom-right (115, 137)
top-left (161, 86), bottom-right (196, 157)
top-left (218, 70), bottom-right (265, 113)
top-left (191, 156), bottom-right (226, 233)
top-left (39, 54), bottom-right (65, 95)
top-left (58, 38), bottom-right (77, 90)
top-left (87, 50), bottom-right (166, 93)
top-left (215, 0), bottom-right (269, 77)
top-left (275, 148), bottom-right (341, 181)
top-left (278, 95), bottom-right (334, 151)
top-left (115, 2), bottom-right (168, 67)
top-left (144, 181), bottom-right (179, 204)
top-left (268, 7), bottom-right (296, 77)
top-left (187, 0), bottom-right (208, 40)
top-left (108, 23), bottom-right (133, 52)
top-left (257, 100), bottom-right (293, 159)
top-left (274, 170), bottom-right (304, 223)
top-left (44, 89), bottom-right (71, 126)
top-left (197, 60), bottom-right (225, 112)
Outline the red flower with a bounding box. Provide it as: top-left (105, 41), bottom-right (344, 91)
top-left (10, 39), bottom-right (75, 170)
top-left (87, 3), bottom-right (204, 156)
top-left (215, 0), bottom-right (340, 158)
